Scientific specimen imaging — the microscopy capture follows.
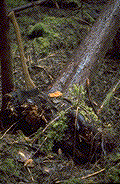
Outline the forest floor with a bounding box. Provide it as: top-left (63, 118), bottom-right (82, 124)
top-left (0, 0), bottom-right (120, 183)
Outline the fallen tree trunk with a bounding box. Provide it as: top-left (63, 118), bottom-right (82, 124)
top-left (47, 0), bottom-right (120, 94)
top-left (8, 0), bottom-right (120, 95)
top-left (4, 0), bottom-right (119, 132)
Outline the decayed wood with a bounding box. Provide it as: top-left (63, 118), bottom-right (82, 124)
top-left (47, 0), bottom-right (120, 94)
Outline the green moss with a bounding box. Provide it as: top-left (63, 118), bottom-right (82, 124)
top-left (0, 158), bottom-right (20, 177)
top-left (68, 84), bottom-right (100, 124)
top-left (6, 0), bottom-right (26, 8)
top-left (108, 164), bottom-right (120, 183)
top-left (27, 16), bottom-right (89, 55)
top-left (63, 177), bottom-right (83, 184)
top-left (17, 15), bottom-right (36, 26)
top-left (105, 151), bottom-right (120, 183)
top-left (35, 84), bottom-right (101, 153)
top-left (37, 110), bottom-right (68, 152)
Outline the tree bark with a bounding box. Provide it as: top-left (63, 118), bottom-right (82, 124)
top-left (47, 0), bottom-right (120, 94)
top-left (0, 0), bottom-right (14, 110)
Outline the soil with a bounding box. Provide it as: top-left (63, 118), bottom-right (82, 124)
top-left (0, 0), bottom-right (120, 183)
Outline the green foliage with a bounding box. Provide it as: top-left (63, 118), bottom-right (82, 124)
top-left (38, 111), bottom-right (68, 152)
top-left (27, 16), bottom-right (89, 55)
top-left (0, 158), bottom-right (20, 177)
top-left (99, 80), bottom-right (120, 113)
top-left (69, 84), bottom-right (86, 106)
top-left (28, 23), bottom-right (48, 37)
top-left (37, 84), bottom-right (101, 153)
top-left (105, 151), bottom-right (120, 183)
top-left (108, 164), bottom-right (120, 183)
top-left (68, 84), bottom-right (100, 124)
top-left (48, 111), bottom-right (68, 140)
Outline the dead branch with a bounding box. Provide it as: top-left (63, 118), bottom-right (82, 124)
top-left (8, 11), bottom-right (36, 90)
top-left (81, 168), bottom-right (105, 179)
top-left (97, 80), bottom-right (120, 114)
top-left (86, 78), bottom-right (98, 115)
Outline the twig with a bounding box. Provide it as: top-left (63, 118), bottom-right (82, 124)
top-left (31, 106), bottom-right (72, 144)
top-left (27, 167), bottom-right (34, 182)
top-left (32, 136), bottom-right (48, 157)
top-left (31, 115), bottom-right (61, 144)
top-left (0, 119), bottom-right (21, 140)
top-left (97, 80), bottom-right (120, 114)
top-left (56, 168), bottom-right (105, 183)
top-left (86, 78), bottom-right (107, 156)
top-left (81, 168), bottom-right (105, 179)
top-left (101, 133), bottom-right (106, 156)
top-left (86, 78), bottom-right (98, 115)
top-left (73, 106), bottom-right (79, 160)
top-left (32, 65), bottom-right (54, 81)
top-left (53, 0), bottom-right (60, 9)
top-left (38, 53), bottom-right (56, 62)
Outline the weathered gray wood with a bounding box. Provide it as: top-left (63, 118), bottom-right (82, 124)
top-left (47, 0), bottom-right (120, 94)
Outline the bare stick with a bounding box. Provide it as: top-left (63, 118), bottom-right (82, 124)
top-left (31, 115), bottom-right (60, 144)
top-left (27, 167), bottom-right (35, 182)
top-left (31, 106), bottom-right (72, 144)
top-left (81, 168), bottom-right (105, 179)
top-left (32, 137), bottom-right (48, 157)
top-left (8, 11), bottom-right (36, 90)
top-left (73, 106), bottom-right (79, 159)
top-left (97, 80), bottom-right (120, 114)
top-left (86, 78), bottom-right (98, 115)
top-left (0, 120), bottom-right (19, 140)
top-left (56, 168), bottom-right (105, 183)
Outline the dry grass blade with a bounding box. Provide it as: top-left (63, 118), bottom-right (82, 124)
top-left (81, 168), bottom-right (105, 179)
top-left (97, 80), bottom-right (120, 114)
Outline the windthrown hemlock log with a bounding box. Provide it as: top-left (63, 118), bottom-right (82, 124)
top-left (1, 0), bottom-right (119, 164)
top-left (47, 0), bottom-right (120, 94)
